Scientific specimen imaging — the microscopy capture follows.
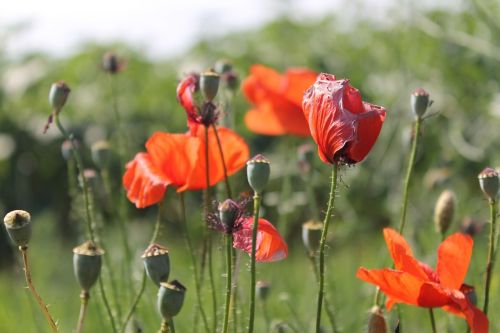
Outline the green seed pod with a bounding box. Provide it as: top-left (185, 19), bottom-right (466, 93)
top-left (73, 241), bottom-right (104, 291)
top-left (49, 81), bottom-right (71, 113)
top-left (200, 71), bottom-right (220, 102)
top-left (410, 88), bottom-right (430, 119)
top-left (91, 140), bottom-right (112, 169)
top-left (302, 220), bottom-right (323, 254)
top-left (478, 167), bottom-right (499, 202)
top-left (157, 280), bottom-right (186, 319)
top-left (102, 52), bottom-right (120, 74)
top-left (367, 306), bottom-right (387, 333)
top-left (142, 244), bottom-right (170, 287)
top-left (247, 154), bottom-right (271, 194)
top-left (434, 190), bottom-right (456, 236)
top-left (3, 210), bottom-right (32, 247)
top-left (218, 199), bottom-right (240, 232)
top-left (256, 280), bottom-right (271, 301)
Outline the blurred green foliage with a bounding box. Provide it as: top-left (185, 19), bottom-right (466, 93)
top-left (0, 2), bottom-right (500, 332)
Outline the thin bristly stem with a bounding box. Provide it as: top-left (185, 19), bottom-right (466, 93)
top-left (428, 308), bottom-right (437, 333)
top-left (168, 318), bottom-right (176, 333)
top-left (247, 193), bottom-right (262, 333)
top-left (76, 291), bottom-right (89, 333)
top-left (98, 275), bottom-right (118, 333)
top-left (20, 246), bottom-right (59, 333)
top-left (222, 234), bottom-right (233, 333)
top-left (212, 124), bottom-right (233, 199)
top-left (203, 125), bottom-right (217, 332)
top-left (482, 199), bottom-right (497, 314)
top-left (398, 117), bottom-right (422, 235)
top-left (180, 193), bottom-right (210, 333)
top-left (315, 164), bottom-right (339, 333)
top-left (121, 201), bottom-right (165, 332)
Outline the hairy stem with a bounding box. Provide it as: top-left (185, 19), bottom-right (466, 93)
top-left (222, 234), bottom-right (233, 333)
top-left (483, 199), bottom-right (497, 314)
top-left (247, 193), bottom-right (262, 333)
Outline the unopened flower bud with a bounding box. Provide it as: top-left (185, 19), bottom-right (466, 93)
top-left (411, 88), bottom-right (430, 119)
top-left (91, 140), bottom-right (112, 169)
top-left (218, 199), bottom-right (240, 232)
top-left (200, 71), bottom-right (220, 102)
top-left (49, 81), bottom-right (71, 113)
top-left (247, 154), bottom-right (270, 194)
top-left (73, 241), bottom-right (104, 291)
top-left (3, 210), bottom-right (32, 247)
top-left (478, 167), bottom-right (499, 201)
top-left (157, 280), bottom-right (186, 319)
top-left (256, 280), bottom-right (271, 301)
top-left (434, 190), bottom-right (456, 236)
top-left (302, 220), bottom-right (323, 254)
top-left (367, 306), bottom-right (387, 333)
top-left (142, 244), bottom-right (170, 287)
top-left (102, 52), bottom-right (120, 74)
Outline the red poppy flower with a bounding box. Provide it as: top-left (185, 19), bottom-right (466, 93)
top-left (242, 64), bottom-right (317, 137)
top-left (302, 73), bottom-right (386, 164)
top-left (356, 228), bottom-right (488, 333)
top-left (123, 125), bottom-right (249, 208)
top-left (232, 217), bottom-right (288, 262)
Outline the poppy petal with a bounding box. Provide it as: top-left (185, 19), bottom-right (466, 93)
top-left (282, 68), bottom-right (319, 106)
top-left (233, 217), bottom-right (288, 262)
top-left (445, 290), bottom-right (489, 333)
top-left (123, 152), bottom-right (171, 208)
top-left (347, 103), bottom-right (386, 162)
top-left (176, 74), bottom-right (200, 133)
top-left (244, 103), bottom-right (311, 137)
top-left (437, 233), bottom-right (473, 290)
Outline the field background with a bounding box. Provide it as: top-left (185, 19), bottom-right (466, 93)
top-left (1, 1), bottom-right (500, 332)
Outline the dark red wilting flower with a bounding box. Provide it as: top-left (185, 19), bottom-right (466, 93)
top-left (177, 74), bottom-right (219, 134)
top-left (302, 73), bottom-right (386, 164)
top-left (356, 228), bottom-right (488, 333)
top-left (242, 64), bottom-right (317, 137)
top-left (123, 126), bottom-right (249, 209)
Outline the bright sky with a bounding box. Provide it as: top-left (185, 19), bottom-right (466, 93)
top-left (0, 0), bottom-right (451, 59)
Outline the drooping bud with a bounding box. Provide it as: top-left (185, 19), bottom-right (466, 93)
top-left (3, 210), bottom-right (32, 247)
top-left (256, 280), bottom-right (271, 301)
top-left (102, 52), bottom-right (120, 74)
top-left (247, 154), bottom-right (271, 194)
top-left (73, 241), bottom-right (104, 291)
top-left (410, 88), bottom-right (430, 119)
top-left (367, 306), bottom-right (387, 333)
top-left (478, 167), bottom-right (499, 202)
top-left (302, 220), bottom-right (323, 254)
top-left (157, 280), bottom-right (187, 319)
top-left (200, 71), bottom-right (220, 102)
top-left (218, 199), bottom-right (240, 232)
top-left (91, 140), bottom-right (112, 169)
top-left (142, 244), bottom-right (170, 287)
top-left (49, 81), bottom-right (71, 113)
top-left (434, 190), bottom-right (456, 236)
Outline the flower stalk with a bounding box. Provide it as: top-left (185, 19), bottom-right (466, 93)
top-left (247, 192), bottom-right (262, 333)
top-left (76, 291), bottom-right (90, 333)
top-left (222, 234), bottom-right (233, 333)
top-left (483, 198), bottom-right (497, 314)
top-left (315, 164), bottom-right (339, 333)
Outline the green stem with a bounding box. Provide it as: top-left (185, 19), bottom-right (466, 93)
top-left (121, 201), bottom-right (164, 332)
top-left (428, 308), bottom-right (437, 333)
top-left (98, 275), bottom-right (118, 333)
top-left (398, 117), bottom-right (422, 235)
top-left (160, 319), bottom-right (170, 333)
top-left (20, 246), bottom-right (59, 333)
top-left (212, 124), bottom-right (232, 199)
top-left (222, 234), bottom-right (233, 333)
top-left (76, 291), bottom-right (90, 333)
top-left (247, 193), bottom-right (262, 333)
top-left (315, 164), bottom-right (339, 333)
top-left (482, 199), bottom-right (497, 314)
top-left (180, 193), bottom-right (210, 333)
top-left (169, 318), bottom-right (176, 333)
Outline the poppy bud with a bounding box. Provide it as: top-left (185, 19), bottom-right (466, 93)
top-left (367, 306), bottom-right (387, 333)
top-left (102, 52), bottom-right (120, 74)
top-left (200, 71), bottom-right (220, 102)
top-left (256, 280), bottom-right (271, 301)
top-left (142, 244), bottom-right (170, 287)
top-left (73, 241), bottom-right (104, 291)
top-left (3, 210), bottom-right (32, 247)
top-left (49, 81), bottom-right (71, 113)
top-left (410, 88), bottom-right (430, 119)
top-left (478, 167), bottom-right (499, 202)
top-left (434, 190), bottom-right (456, 236)
top-left (302, 220), bottom-right (323, 254)
top-left (218, 199), bottom-right (240, 232)
top-left (91, 140), bottom-right (112, 169)
top-left (247, 154), bottom-right (270, 194)
top-left (157, 280), bottom-right (186, 319)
